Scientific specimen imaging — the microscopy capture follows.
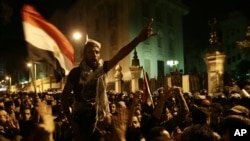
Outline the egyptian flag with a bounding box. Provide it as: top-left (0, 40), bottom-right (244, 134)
top-left (21, 4), bottom-right (75, 82)
top-left (142, 69), bottom-right (154, 108)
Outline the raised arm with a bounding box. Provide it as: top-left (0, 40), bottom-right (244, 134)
top-left (106, 18), bottom-right (157, 71)
top-left (153, 88), bottom-right (173, 119)
top-left (127, 91), bottom-right (141, 127)
top-left (161, 87), bottom-right (189, 133)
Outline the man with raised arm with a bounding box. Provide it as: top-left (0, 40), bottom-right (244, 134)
top-left (61, 18), bottom-right (157, 141)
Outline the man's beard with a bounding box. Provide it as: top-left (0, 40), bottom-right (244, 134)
top-left (86, 59), bottom-right (99, 69)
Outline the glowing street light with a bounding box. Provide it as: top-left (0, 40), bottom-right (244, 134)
top-left (27, 62), bottom-right (36, 82)
top-left (167, 60), bottom-right (179, 67)
top-left (72, 31), bottom-right (84, 65)
top-left (73, 31), bottom-right (82, 40)
top-left (27, 62), bottom-right (32, 68)
top-left (167, 60), bottom-right (179, 73)
top-left (5, 76), bottom-right (11, 87)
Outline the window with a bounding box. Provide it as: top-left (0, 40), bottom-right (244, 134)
top-left (157, 60), bottom-right (164, 76)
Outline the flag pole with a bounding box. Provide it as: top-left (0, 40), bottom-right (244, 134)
top-left (28, 62), bottom-right (37, 96)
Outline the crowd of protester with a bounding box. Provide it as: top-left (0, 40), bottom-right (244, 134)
top-left (0, 80), bottom-right (250, 141)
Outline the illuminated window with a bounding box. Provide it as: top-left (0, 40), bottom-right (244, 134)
top-left (166, 60), bottom-right (179, 67)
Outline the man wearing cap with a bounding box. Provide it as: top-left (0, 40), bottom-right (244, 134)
top-left (61, 18), bottom-right (157, 141)
top-left (229, 105), bottom-right (249, 118)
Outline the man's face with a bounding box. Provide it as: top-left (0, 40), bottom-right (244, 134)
top-left (23, 109), bottom-right (31, 120)
top-left (84, 46), bottom-right (100, 69)
top-left (131, 116), bottom-right (140, 128)
top-left (0, 110), bottom-right (8, 125)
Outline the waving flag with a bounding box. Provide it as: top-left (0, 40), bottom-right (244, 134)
top-left (21, 4), bottom-right (75, 82)
top-left (142, 69), bottom-right (154, 108)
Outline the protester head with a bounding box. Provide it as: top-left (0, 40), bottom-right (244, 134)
top-left (109, 102), bottom-right (117, 115)
top-left (228, 105), bottom-right (249, 117)
top-left (221, 115), bottom-right (250, 141)
top-left (148, 126), bottom-right (171, 141)
top-left (131, 115), bottom-right (141, 128)
top-left (187, 124), bottom-right (216, 141)
top-left (183, 92), bottom-right (192, 103)
top-left (21, 107), bottom-right (32, 121)
top-left (192, 107), bottom-right (210, 125)
top-left (209, 102), bottom-right (223, 121)
top-left (200, 89), bottom-right (208, 96)
top-left (171, 126), bottom-right (182, 141)
top-left (0, 107), bottom-right (8, 125)
top-left (83, 39), bottom-right (101, 68)
top-left (200, 99), bottom-right (211, 108)
top-left (228, 92), bottom-right (241, 106)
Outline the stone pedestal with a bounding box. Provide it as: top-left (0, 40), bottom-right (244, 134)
top-left (204, 51), bottom-right (226, 97)
top-left (129, 66), bottom-right (143, 93)
top-left (114, 64), bottom-right (123, 93)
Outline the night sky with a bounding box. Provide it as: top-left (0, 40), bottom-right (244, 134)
top-left (0, 0), bottom-right (249, 75)
top-left (182, 0), bottom-right (250, 47)
top-left (0, 0), bottom-right (77, 75)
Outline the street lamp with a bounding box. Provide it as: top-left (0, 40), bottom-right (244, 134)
top-left (27, 62), bottom-right (37, 93)
top-left (5, 76), bottom-right (11, 87)
top-left (73, 31), bottom-right (82, 40)
top-left (27, 62), bottom-right (32, 82)
top-left (72, 31), bottom-right (83, 65)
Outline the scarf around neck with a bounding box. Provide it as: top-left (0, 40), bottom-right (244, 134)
top-left (79, 59), bottom-right (110, 131)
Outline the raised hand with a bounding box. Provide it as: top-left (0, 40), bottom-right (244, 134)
top-left (136, 18), bottom-right (157, 41)
top-left (172, 86), bottom-right (183, 96)
top-left (36, 101), bottom-right (55, 133)
top-left (111, 107), bottom-right (128, 141)
top-left (5, 117), bottom-right (20, 131)
top-left (159, 87), bottom-right (174, 100)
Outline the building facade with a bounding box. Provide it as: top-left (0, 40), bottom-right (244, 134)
top-left (219, 11), bottom-right (250, 73)
top-left (50, 0), bottom-right (188, 81)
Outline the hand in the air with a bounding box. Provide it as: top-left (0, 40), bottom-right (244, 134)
top-left (137, 18), bottom-right (157, 41)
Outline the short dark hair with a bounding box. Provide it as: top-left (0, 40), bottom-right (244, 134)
top-left (189, 124), bottom-right (215, 141)
top-left (209, 102), bottom-right (223, 114)
top-left (192, 107), bottom-right (210, 124)
top-left (221, 115), bottom-right (250, 140)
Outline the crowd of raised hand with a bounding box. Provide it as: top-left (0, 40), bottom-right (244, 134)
top-left (0, 85), bottom-right (250, 141)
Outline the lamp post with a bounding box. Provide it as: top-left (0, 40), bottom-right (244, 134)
top-left (27, 62), bottom-right (32, 82)
top-left (27, 62), bottom-right (37, 93)
top-left (5, 76), bottom-right (11, 92)
top-left (72, 31), bottom-right (83, 65)
top-left (5, 76), bottom-right (11, 86)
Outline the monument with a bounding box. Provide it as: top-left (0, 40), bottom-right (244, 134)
top-left (204, 18), bottom-right (226, 97)
top-left (129, 49), bottom-right (143, 92)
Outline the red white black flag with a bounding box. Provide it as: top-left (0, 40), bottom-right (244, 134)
top-left (21, 4), bottom-right (75, 82)
top-left (142, 69), bottom-right (154, 108)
